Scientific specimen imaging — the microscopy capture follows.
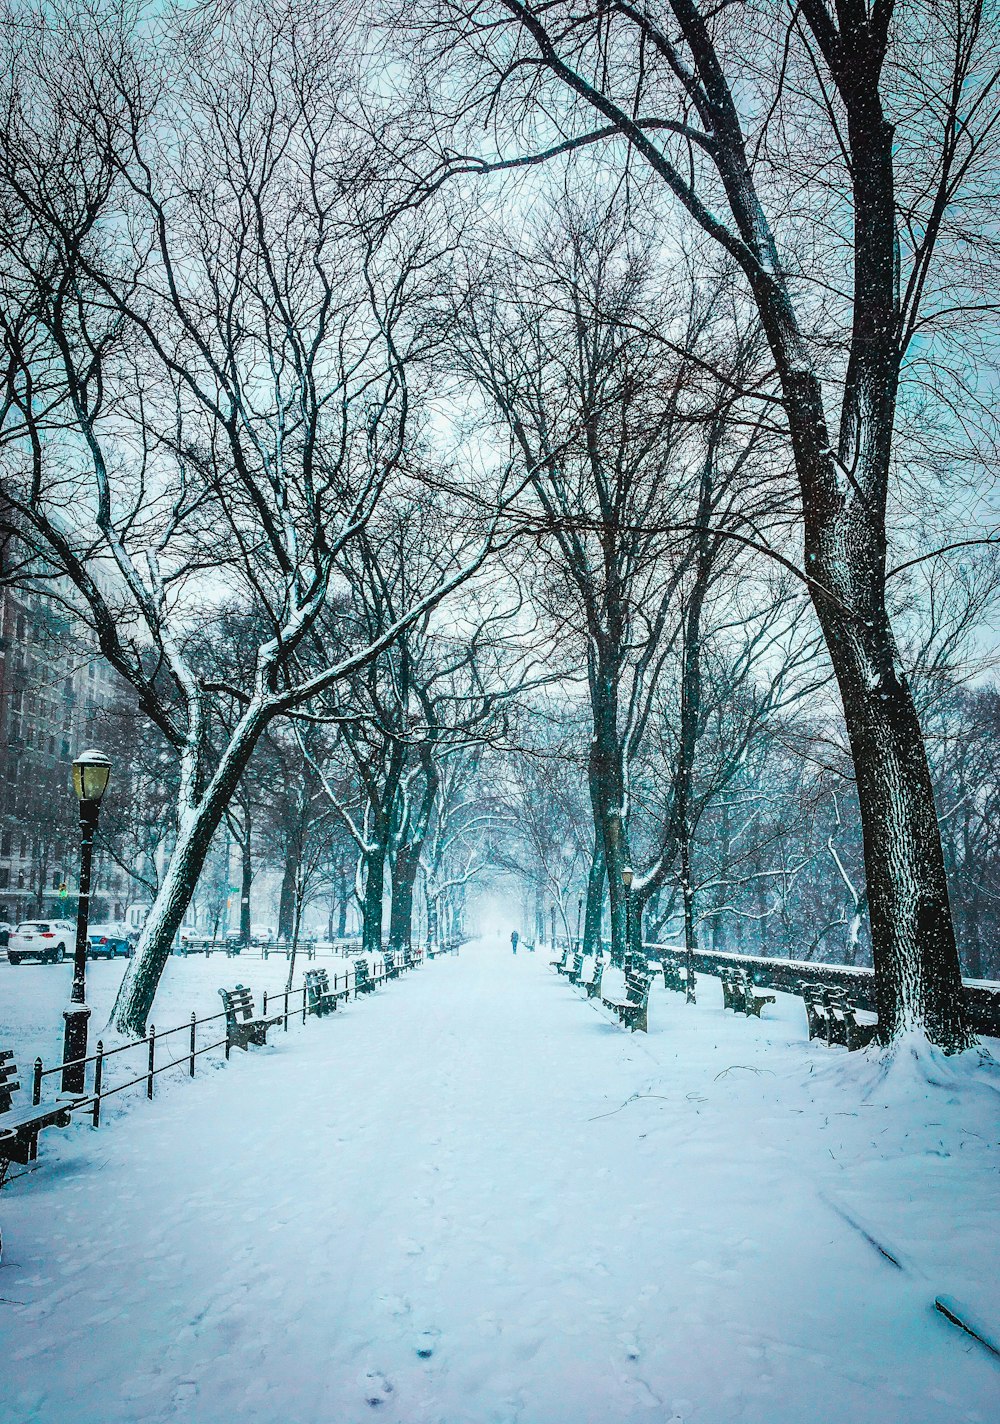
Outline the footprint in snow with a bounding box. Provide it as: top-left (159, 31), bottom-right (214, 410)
top-left (617, 1331), bottom-right (640, 1361)
top-left (414, 1328), bottom-right (440, 1359)
top-left (361, 1370), bottom-right (394, 1408)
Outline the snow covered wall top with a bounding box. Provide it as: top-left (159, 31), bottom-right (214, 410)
top-left (640, 944), bottom-right (1000, 1037)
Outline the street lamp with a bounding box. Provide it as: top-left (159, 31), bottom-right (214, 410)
top-left (62, 749), bottom-right (112, 1094)
top-left (576, 893), bottom-right (583, 951)
top-left (622, 866), bottom-right (634, 968)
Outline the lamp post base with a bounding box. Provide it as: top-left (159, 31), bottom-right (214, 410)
top-left (61, 1004), bottom-right (92, 1094)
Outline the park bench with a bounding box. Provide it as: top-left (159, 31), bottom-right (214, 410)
top-left (660, 954), bottom-right (697, 1001)
top-left (550, 945), bottom-right (572, 974)
top-left (602, 968), bottom-right (651, 1033)
top-left (0, 1049), bottom-right (84, 1176)
top-left (304, 968), bottom-right (348, 1017)
top-left (382, 951), bottom-right (401, 981)
top-left (177, 937), bottom-right (214, 956)
top-left (801, 983), bottom-right (877, 1051)
top-left (566, 951), bottom-right (585, 984)
top-left (353, 958), bottom-right (377, 995)
top-left (218, 985), bottom-right (281, 1053)
top-left (584, 956), bottom-right (605, 998)
top-left (721, 968), bottom-right (775, 1018)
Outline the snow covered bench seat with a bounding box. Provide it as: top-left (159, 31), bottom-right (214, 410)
top-left (304, 969), bottom-right (348, 1017)
top-left (353, 958), bottom-right (377, 995)
top-left (549, 946), bottom-right (571, 973)
top-left (0, 1050), bottom-right (84, 1176)
top-left (602, 969), bottom-right (651, 1033)
top-left (581, 955), bottom-right (603, 998)
top-left (801, 984), bottom-right (877, 1051)
top-left (218, 985), bottom-right (281, 1054)
top-left (660, 954), bottom-right (696, 999)
top-left (566, 952), bottom-right (585, 984)
top-left (721, 969), bottom-right (775, 1018)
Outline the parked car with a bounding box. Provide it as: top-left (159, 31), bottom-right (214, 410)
top-left (87, 923), bottom-right (134, 959)
top-left (7, 920), bottom-right (75, 965)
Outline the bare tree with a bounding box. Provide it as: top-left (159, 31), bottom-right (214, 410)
top-left (447, 205), bottom-right (785, 964)
top-left (408, 0), bottom-right (1000, 1048)
top-left (0, 3), bottom-right (500, 1031)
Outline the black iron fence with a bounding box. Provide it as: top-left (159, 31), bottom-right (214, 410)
top-left (18, 947), bottom-right (432, 1140)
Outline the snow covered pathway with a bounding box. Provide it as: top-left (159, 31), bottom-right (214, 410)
top-left (1, 939), bottom-right (998, 1424)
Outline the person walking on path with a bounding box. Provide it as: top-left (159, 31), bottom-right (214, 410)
top-left (511, 930), bottom-right (519, 955)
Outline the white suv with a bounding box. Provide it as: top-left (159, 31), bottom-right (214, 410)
top-left (7, 920), bottom-right (75, 965)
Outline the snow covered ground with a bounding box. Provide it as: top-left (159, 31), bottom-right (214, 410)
top-left (1, 937), bottom-right (998, 1424)
top-left (0, 947), bottom-right (369, 1073)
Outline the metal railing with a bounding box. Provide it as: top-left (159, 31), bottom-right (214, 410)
top-left (20, 946), bottom-right (427, 1137)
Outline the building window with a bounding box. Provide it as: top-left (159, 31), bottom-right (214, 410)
top-left (17, 870), bottom-right (24, 889)
top-left (52, 871), bottom-right (61, 890)
top-left (0, 869), bottom-right (8, 889)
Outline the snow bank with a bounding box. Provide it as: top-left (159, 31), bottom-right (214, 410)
top-left (1, 940), bottom-right (997, 1424)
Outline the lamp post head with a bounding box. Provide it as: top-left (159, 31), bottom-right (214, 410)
top-left (622, 866), bottom-right (634, 890)
top-left (72, 749), bottom-right (112, 806)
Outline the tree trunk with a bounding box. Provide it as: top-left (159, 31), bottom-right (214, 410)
top-left (581, 628), bottom-right (629, 963)
top-left (112, 805), bottom-right (227, 1034)
top-left (285, 895), bottom-right (303, 994)
top-left (582, 830), bottom-right (606, 957)
top-left (111, 705), bottom-right (272, 1035)
top-left (361, 842), bottom-right (387, 956)
top-left (815, 579), bottom-right (971, 1047)
top-left (239, 835), bottom-right (252, 947)
top-left (388, 845), bottom-right (418, 952)
top-left (336, 861), bottom-right (348, 939)
top-left (277, 831), bottom-right (300, 943)
top-left (680, 829), bottom-right (697, 965)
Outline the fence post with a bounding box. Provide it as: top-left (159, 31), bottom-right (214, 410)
top-left (32, 1057), bottom-right (42, 1106)
top-left (189, 1012), bottom-right (197, 1077)
top-left (284, 991), bottom-right (289, 1032)
top-left (147, 1025), bottom-right (156, 1099)
top-left (302, 985), bottom-right (307, 1024)
top-left (92, 1041), bottom-right (103, 1127)
top-left (263, 990), bottom-right (268, 1015)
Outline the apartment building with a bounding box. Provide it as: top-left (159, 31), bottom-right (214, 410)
top-left (0, 584), bottom-right (128, 927)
